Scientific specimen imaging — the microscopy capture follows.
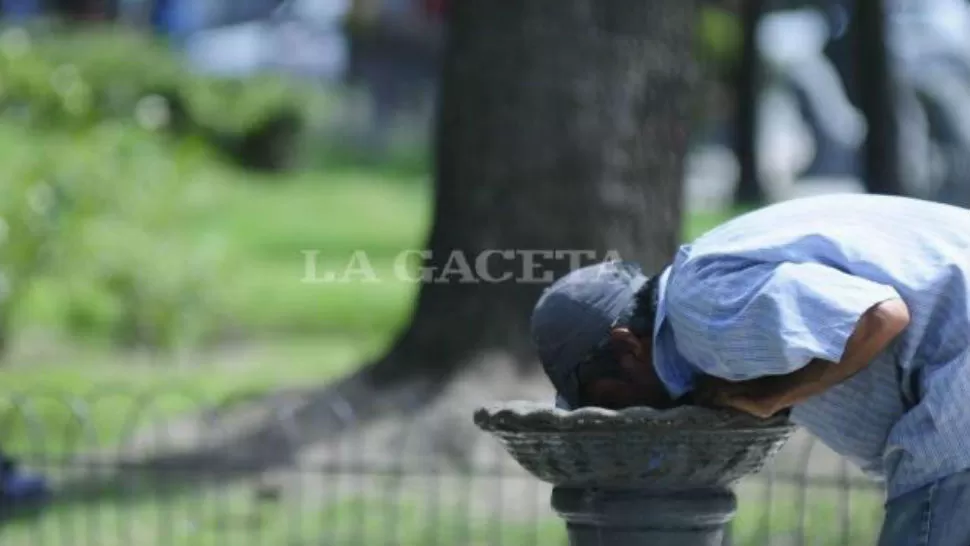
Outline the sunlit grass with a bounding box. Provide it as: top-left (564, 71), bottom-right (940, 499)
top-left (0, 335), bottom-right (387, 456)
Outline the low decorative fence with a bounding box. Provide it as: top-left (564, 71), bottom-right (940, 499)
top-left (0, 390), bottom-right (884, 545)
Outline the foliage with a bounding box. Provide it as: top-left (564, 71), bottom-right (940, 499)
top-left (58, 126), bottom-right (230, 349)
top-left (0, 25), bottom-right (334, 170)
top-left (0, 144), bottom-right (64, 350)
top-left (0, 122), bottom-right (230, 352)
top-left (697, 5), bottom-right (743, 65)
top-left (0, 25), bottom-right (347, 353)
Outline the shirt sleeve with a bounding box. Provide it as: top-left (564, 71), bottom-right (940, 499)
top-left (666, 260), bottom-right (902, 382)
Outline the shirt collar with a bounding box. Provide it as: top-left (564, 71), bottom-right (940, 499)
top-left (651, 265), bottom-right (696, 399)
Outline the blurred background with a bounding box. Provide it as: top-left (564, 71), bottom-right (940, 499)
top-left (0, 0), bottom-right (962, 544)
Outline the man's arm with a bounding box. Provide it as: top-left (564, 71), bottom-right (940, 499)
top-left (697, 297), bottom-right (910, 418)
top-left (667, 260), bottom-right (909, 418)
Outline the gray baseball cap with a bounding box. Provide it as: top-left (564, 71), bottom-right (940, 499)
top-left (530, 261), bottom-right (648, 408)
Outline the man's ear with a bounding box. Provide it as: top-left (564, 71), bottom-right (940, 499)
top-left (609, 327), bottom-right (644, 359)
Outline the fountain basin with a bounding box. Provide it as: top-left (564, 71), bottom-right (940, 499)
top-left (474, 402), bottom-right (795, 491)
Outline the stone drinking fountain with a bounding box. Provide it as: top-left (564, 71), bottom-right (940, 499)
top-left (474, 402), bottom-right (795, 545)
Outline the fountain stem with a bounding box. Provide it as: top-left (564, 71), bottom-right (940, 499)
top-left (552, 486), bottom-right (737, 545)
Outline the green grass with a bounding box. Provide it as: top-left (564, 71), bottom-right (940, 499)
top-left (0, 483), bottom-right (568, 546)
top-left (687, 208), bottom-right (744, 240)
top-left (196, 170), bottom-right (430, 260)
top-left (200, 170), bottom-right (430, 335)
top-left (732, 481), bottom-right (885, 545)
top-left (0, 335), bottom-right (389, 456)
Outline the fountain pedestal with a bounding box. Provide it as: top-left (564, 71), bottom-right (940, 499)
top-left (474, 402), bottom-right (795, 546)
top-left (551, 486), bottom-right (736, 545)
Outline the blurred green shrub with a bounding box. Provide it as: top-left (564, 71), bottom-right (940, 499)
top-left (60, 124), bottom-right (229, 350)
top-left (697, 5), bottom-right (743, 66)
top-left (0, 25), bottom-right (332, 172)
top-left (0, 122), bottom-right (230, 353)
top-left (0, 147), bottom-right (65, 353)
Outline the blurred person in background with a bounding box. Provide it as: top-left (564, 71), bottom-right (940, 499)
top-left (150, 0), bottom-right (212, 40)
top-left (886, 0), bottom-right (970, 206)
top-left (886, 0), bottom-right (970, 66)
top-left (0, 0), bottom-right (42, 20)
top-left (345, 0), bottom-right (445, 154)
top-left (758, 2), bottom-right (865, 181)
top-left (273, 0), bottom-right (352, 82)
top-left (0, 449), bottom-right (50, 515)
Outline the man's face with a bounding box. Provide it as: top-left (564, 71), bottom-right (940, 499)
top-left (578, 328), bottom-right (677, 410)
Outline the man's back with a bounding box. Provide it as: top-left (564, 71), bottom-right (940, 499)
top-left (690, 194), bottom-right (970, 261)
top-left (679, 195), bottom-right (970, 351)
top-left (665, 194), bottom-right (970, 498)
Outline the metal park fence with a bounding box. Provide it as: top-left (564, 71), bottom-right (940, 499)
top-left (0, 390), bottom-right (885, 546)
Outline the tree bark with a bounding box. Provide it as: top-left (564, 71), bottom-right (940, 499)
top-left (52, 0), bottom-right (113, 20)
top-left (853, 0), bottom-right (902, 195)
top-left (732, 0), bottom-right (765, 206)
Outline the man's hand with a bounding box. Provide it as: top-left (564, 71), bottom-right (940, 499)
top-left (692, 375), bottom-right (784, 419)
top-left (718, 392), bottom-right (785, 419)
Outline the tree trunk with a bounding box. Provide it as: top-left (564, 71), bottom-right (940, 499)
top-left (732, 0), bottom-right (765, 206)
top-left (53, 0), bottom-right (112, 20)
top-left (853, 0), bottom-right (902, 195)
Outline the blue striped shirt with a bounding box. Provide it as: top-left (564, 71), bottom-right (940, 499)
top-left (655, 194), bottom-right (970, 500)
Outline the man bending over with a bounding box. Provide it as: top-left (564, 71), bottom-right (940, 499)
top-left (531, 194), bottom-right (970, 546)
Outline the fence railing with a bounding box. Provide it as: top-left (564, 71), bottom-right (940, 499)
top-left (0, 390), bottom-right (885, 545)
